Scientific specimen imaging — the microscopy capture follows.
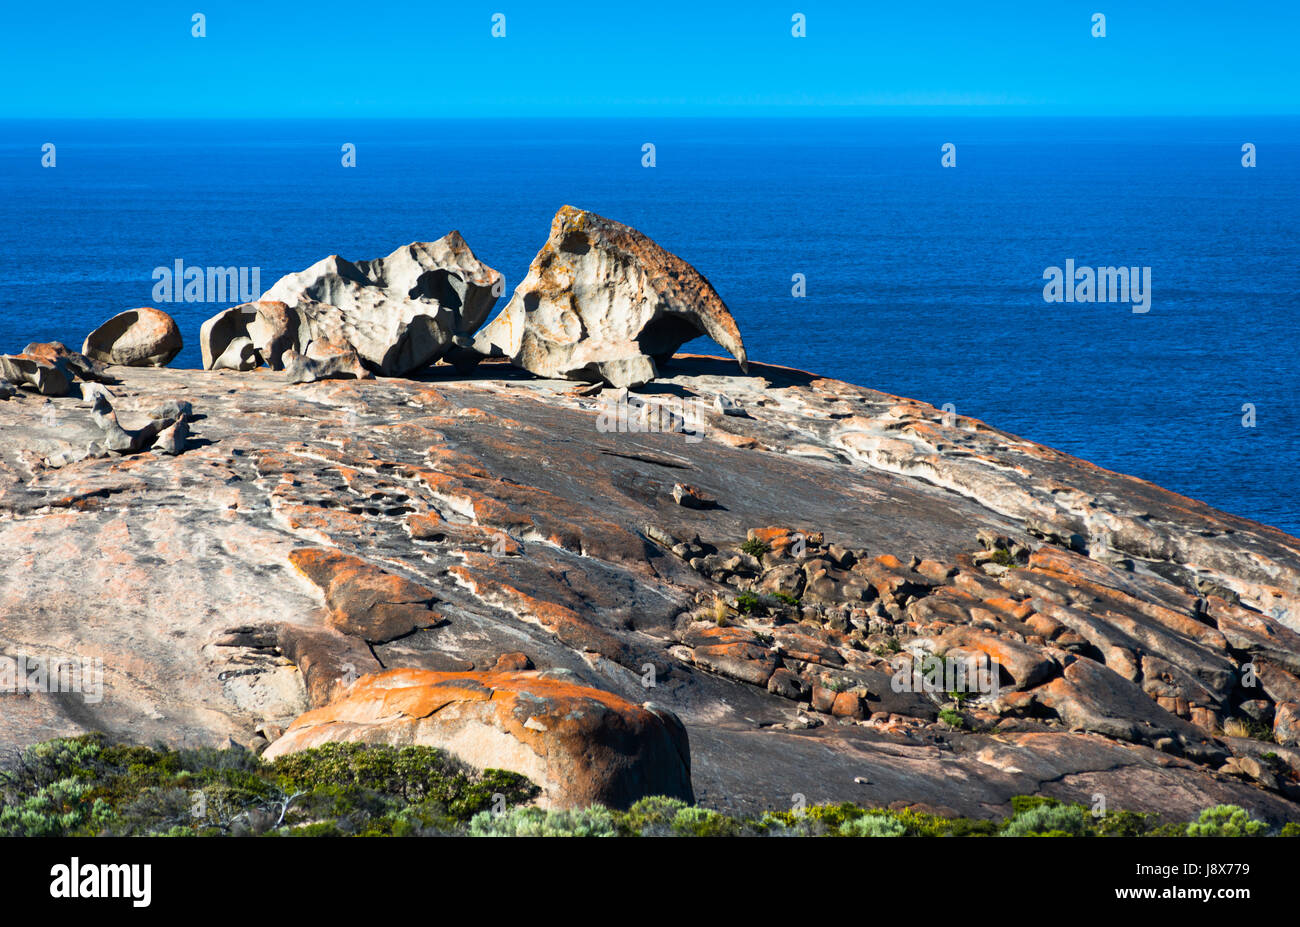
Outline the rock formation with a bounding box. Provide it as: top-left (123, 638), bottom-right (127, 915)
top-left (470, 206), bottom-right (749, 387)
top-left (200, 233), bottom-right (504, 377)
top-left (3, 356), bottom-right (1300, 820)
top-left (263, 668), bottom-right (694, 809)
top-left (82, 307), bottom-right (183, 367)
top-left (2, 218), bottom-right (1300, 822)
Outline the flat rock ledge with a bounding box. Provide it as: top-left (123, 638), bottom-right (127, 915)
top-left (2, 358), bottom-right (1299, 820)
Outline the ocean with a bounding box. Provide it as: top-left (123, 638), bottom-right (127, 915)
top-left (1, 117), bottom-right (1296, 534)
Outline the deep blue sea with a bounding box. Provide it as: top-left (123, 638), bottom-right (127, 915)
top-left (1, 118), bottom-right (1296, 534)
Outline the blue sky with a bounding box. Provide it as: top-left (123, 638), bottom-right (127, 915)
top-left (1, 1), bottom-right (1295, 117)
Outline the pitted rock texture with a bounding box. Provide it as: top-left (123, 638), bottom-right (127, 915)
top-left (243, 232), bottom-right (503, 377)
top-left (262, 667), bottom-right (694, 809)
top-left (82, 307), bottom-right (183, 367)
top-left (471, 206), bottom-right (748, 387)
top-left (1, 357), bottom-right (1299, 821)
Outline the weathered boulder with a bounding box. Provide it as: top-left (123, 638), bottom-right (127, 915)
top-left (82, 307), bottom-right (182, 367)
top-left (471, 206), bottom-right (748, 387)
top-left (0, 352), bottom-right (71, 395)
top-left (249, 232), bottom-right (503, 376)
top-left (262, 668), bottom-right (695, 809)
top-left (23, 342), bottom-right (113, 383)
top-left (200, 304), bottom-right (260, 371)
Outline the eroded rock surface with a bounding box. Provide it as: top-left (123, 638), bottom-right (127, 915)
top-left (2, 357), bottom-right (1299, 820)
top-left (471, 206), bottom-right (749, 387)
top-left (201, 233), bottom-right (505, 377)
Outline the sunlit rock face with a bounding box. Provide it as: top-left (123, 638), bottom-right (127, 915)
top-left (471, 206), bottom-right (748, 387)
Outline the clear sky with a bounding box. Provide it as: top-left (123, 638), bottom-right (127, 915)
top-left (2, 1), bottom-right (1296, 118)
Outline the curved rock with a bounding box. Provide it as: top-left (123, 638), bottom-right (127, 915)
top-left (262, 668), bottom-right (695, 809)
top-left (200, 304), bottom-right (260, 371)
top-left (255, 232), bottom-right (504, 376)
top-left (82, 307), bottom-right (182, 367)
top-left (471, 206), bottom-right (748, 387)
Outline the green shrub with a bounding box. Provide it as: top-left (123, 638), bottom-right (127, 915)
top-left (938, 708), bottom-right (965, 729)
top-left (740, 538), bottom-right (770, 558)
top-left (839, 814), bottom-right (907, 837)
top-left (1001, 802), bottom-right (1091, 836)
top-left (1093, 809), bottom-right (1161, 837)
top-left (619, 796), bottom-right (690, 836)
top-left (467, 806), bottom-right (618, 837)
top-left (670, 806), bottom-right (742, 837)
top-left (990, 549), bottom-right (1017, 567)
top-left (1185, 804), bottom-right (1268, 837)
top-left (0, 735), bottom-right (537, 837)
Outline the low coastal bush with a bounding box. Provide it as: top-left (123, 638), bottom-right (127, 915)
top-left (467, 806), bottom-right (619, 837)
top-left (0, 734), bottom-right (536, 837)
top-left (1, 736), bottom-right (1295, 837)
top-left (1185, 804), bottom-right (1269, 837)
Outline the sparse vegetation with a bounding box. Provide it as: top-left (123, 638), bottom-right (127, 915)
top-left (938, 708), bottom-right (966, 729)
top-left (740, 537), bottom-right (771, 558)
top-left (990, 548), bottom-right (1018, 567)
top-left (0, 735), bottom-right (536, 837)
top-left (1, 737), bottom-right (1295, 837)
top-left (873, 636), bottom-right (903, 656)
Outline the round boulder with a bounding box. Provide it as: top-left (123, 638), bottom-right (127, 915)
top-left (262, 667), bottom-right (695, 809)
top-left (82, 307), bottom-right (183, 367)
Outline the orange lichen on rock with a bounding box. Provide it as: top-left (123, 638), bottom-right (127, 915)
top-left (262, 667), bottom-right (694, 809)
top-left (287, 546), bottom-right (440, 642)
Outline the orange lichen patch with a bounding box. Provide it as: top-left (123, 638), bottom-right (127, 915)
top-left (296, 665), bottom-right (655, 728)
top-left (493, 651), bottom-right (534, 672)
top-left (682, 625), bottom-right (778, 686)
top-left (408, 387), bottom-right (448, 408)
top-left (1026, 561), bottom-right (1227, 650)
top-left (711, 431), bottom-right (760, 450)
top-left (451, 556), bottom-right (633, 665)
top-left (980, 595), bottom-right (1036, 621)
top-left (425, 447), bottom-right (494, 480)
top-left (405, 458), bottom-right (648, 567)
top-left (287, 547), bottom-right (439, 642)
top-left (263, 666), bottom-right (694, 809)
top-left (916, 559), bottom-right (957, 583)
top-left (276, 503), bottom-right (373, 536)
top-left (770, 627), bottom-right (846, 667)
top-left (404, 510), bottom-right (522, 555)
top-left (934, 627), bottom-right (1060, 690)
top-left (405, 510), bottom-right (445, 539)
